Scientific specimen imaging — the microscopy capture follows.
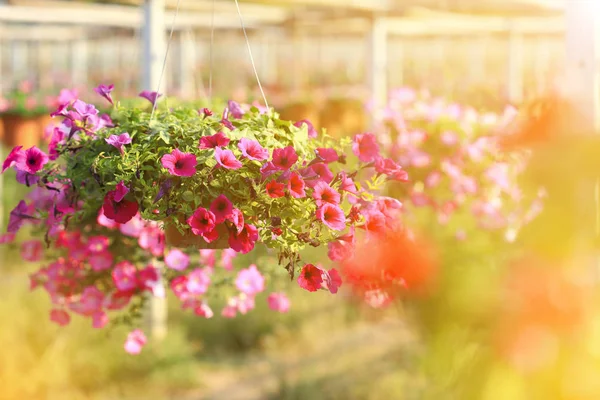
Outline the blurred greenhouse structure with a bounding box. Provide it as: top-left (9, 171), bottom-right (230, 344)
top-left (1, 0), bottom-right (600, 399)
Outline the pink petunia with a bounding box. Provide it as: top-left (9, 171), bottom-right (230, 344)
top-left (89, 250), bottom-right (113, 271)
top-left (260, 161), bottom-right (278, 180)
top-left (210, 194), bottom-right (233, 223)
top-left (165, 249), bottom-right (190, 271)
top-left (227, 208), bottom-right (245, 234)
top-left (186, 268), bottom-right (211, 294)
top-left (303, 163), bottom-right (334, 188)
top-left (327, 232), bottom-right (354, 262)
top-left (293, 119), bottom-right (318, 138)
top-left (124, 329), bottom-right (147, 355)
top-left (267, 292), bottom-right (290, 313)
top-left (316, 203), bottom-right (346, 231)
top-left (214, 147), bottom-right (242, 170)
top-left (298, 264), bottom-right (324, 292)
top-left (323, 268), bottom-right (342, 294)
top-left (315, 148), bottom-right (338, 163)
top-left (227, 100), bottom-right (245, 118)
top-left (97, 208), bottom-right (118, 229)
top-left (105, 133), bottom-right (132, 155)
top-left (266, 180), bottom-right (285, 198)
top-left (238, 138), bottom-right (269, 161)
top-left (288, 173), bottom-right (306, 198)
top-left (94, 84), bottom-right (114, 105)
top-left (15, 146), bottom-right (49, 174)
top-left (8, 200), bottom-right (35, 234)
top-left (194, 301), bottom-right (214, 318)
top-left (137, 265), bottom-right (163, 296)
top-left (235, 264), bottom-right (265, 295)
top-left (112, 181), bottom-right (130, 202)
top-left (228, 223), bottom-right (258, 254)
top-left (50, 309), bottom-right (70, 326)
top-left (187, 207), bottom-right (216, 236)
top-left (161, 149), bottom-right (197, 177)
top-left (199, 131), bottom-right (230, 149)
top-left (139, 90), bottom-right (161, 105)
top-left (272, 146), bottom-right (298, 170)
top-left (21, 240), bottom-right (43, 262)
top-left (312, 182), bottom-right (340, 207)
top-left (112, 261), bottom-right (138, 292)
top-left (119, 213), bottom-right (145, 237)
top-left (2, 146), bottom-right (23, 173)
top-left (375, 157), bottom-right (409, 182)
top-left (92, 311), bottom-right (109, 329)
top-left (352, 133), bottom-right (380, 162)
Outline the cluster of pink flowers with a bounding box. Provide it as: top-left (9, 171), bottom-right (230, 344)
top-left (371, 87), bottom-right (544, 242)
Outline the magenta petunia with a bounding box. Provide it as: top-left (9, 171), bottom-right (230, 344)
top-left (227, 208), bottom-right (245, 234)
top-left (102, 191), bottom-right (139, 224)
top-left (105, 132), bottom-right (132, 155)
top-left (352, 133), bottom-right (380, 162)
top-left (94, 84), bottom-right (115, 105)
top-left (375, 157), bottom-right (409, 182)
top-left (199, 131), bottom-right (230, 149)
top-left (315, 148), bottom-right (339, 163)
top-left (210, 194), bottom-right (233, 223)
top-left (2, 146), bottom-right (23, 173)
top-left (50, 309), bottom-right (70, 326)
top-left (272, 146), bottom-right (298, 170)
top-left (113, 181), bottom-right (130, 202)
top-left (228, 223), bottom-right (258, 254)
top-left (48, 127), bottom-right (65, 161)
top-left (139, 90), bottom-right (161, 106)
top-left (161, 148), bottom-right (197, 177)
top-left (7, 200), bottom-right (35, 234)
top-left (214, 147), bottom-right (242, 170)
top-left (187, 207), bottom-right (216, 236)
top-left (298, 264), bottom-right (324, 292)
top-left (260, 161), bottom-right (278, 180)
top-left (227, 100), bottom-right (245, 119)
top-left (238, 138), bottom-right (269, 161)
top-left (312, 181), bottom-right (341, 207)
top-left (112, 261), bottom-right (138, 292)
top-left (316, 203), bottom-right (346, 231)
top-left (323, 268), bottom-right (342, 294)
top-left (288, 173), bottom-right (306, 198)
top-left (15, 146), bottom-right (49, 174)
top-left (89, 250), bottom-right (113, 271)
top-left (266, 180), bottom-right (285, 198)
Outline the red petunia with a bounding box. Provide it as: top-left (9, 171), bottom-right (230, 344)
top-left (266, 180), bottom-right (285, 198)
top-left (288, 172), bottom-right (306, 198)
top-left (272, 146), bottom-right (298, 170)
top-left (298, 264), bottom-right (324, 292)
top-left (102, 191), bottom-right (139, 224)
top-left (199, 131), bottom-right (230, 149)
top-left (187, 207), bottom-right (216, 236)
top-left (210, 194), bottom-right (233, 223)
top-left (228, 223), bottom-right (258, 254)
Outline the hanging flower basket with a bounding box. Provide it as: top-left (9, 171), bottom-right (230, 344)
top-left (0, 113), bottom-right (41, 147)
top-left (2, 85), bottom-right (410, 352)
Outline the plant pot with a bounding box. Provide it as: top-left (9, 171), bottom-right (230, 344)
top-left (320, 99), bottom-right (366, 138)
top-left (279, 102), bottom-right (320, 129)
top-left (164, 222), bottom-right (230, 249)
top-left (1, 114), bottom-right (41, 148)
top-left (38, 115), bottom-right (56, 142)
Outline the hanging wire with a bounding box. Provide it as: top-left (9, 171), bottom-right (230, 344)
top-left (233, 0), bottom-right (269, 110)
top-left (208, 0), bottom-right (216, 104)
top-left (150, 0), bottom-right (183, 121)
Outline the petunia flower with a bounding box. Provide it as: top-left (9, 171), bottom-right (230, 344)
top-left (112, 261), bottom-right (138, 292)
top-left (288, 173), bottom-right (306, 198)
top-left (165, 249), bottom-right (190, 271)
top-left (327, 231), bottom-right (355, 262)
top-left (92, 311), bottom-right (109, 329)
top-left (227, 100), bottom-right (245, 118)
top-left (298, 264), bottom-right (324, 292)
top-left (260, 161), bottom-right (278, 180)
top-left (139, 90), bottom-right (161, 106)
top-left (50, 309), bottom-right (70, 326)
top-left (267, 292), bottom-right (290, 313)
top-left (375, 157), bottom-right (409, 182)
top-left (7, 200), bottom-right (35, 234)
top-left (352, 133), bottom-right (380, 162)
top-left (210, 194), bottom-right (233, 223)
top-left (186, 268), bottom-right (211, 295)
top-left (15, 146), bottom-right (49, 174)
top-left (161, 148), bottom-right (197, 177)
top-left (322, 268), bottom-right (342, 294)
top-left (187, 207), bottom-right (216, 236)
top-left (293, 119), bottom-right (318, 138)
top-left (235, 264), bottom-right (265, 295)
top-left (124, 329), bottom-right (147, 355)
top-left (316, 203), bottom-right (346, 231)
top-left (87, 236), bottom-right (110, 253)
top-left (214, 147), bottom-right (242, 170)
top-left (266, 180), bottom-right (285, 198)
top-left (105, 132), bottom-right (132, 155)
top-left (312, 181), bottom-right (341, 207)
top-left (238, 138), bottom-right (269, 161)
top-left (102, 191), bottom-right (139, 224)
top-left (89, 251), bottom-right (113, 271)
top-left (227, 208), bottom-right (245, 234)
top-left (94, 84), bottom-right (115, 105)
top-left (2, 146), bottom-right (23, 172)
top-left (272, 146), bottom-right (298, 170)
top-left (315, 148), bottom-right (339, 163)
top-left (21, 240), bottom-right (43, 262)
top-left (194, 301), bottom-right (214, 318)
top-left (228, 223), bottom-right (258, 254)
top-left (113, 181), bottom-right (130, 202)
top-left (199, 131), bottom-right (230, 149)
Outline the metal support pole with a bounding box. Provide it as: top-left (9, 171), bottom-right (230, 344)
top-left (367, 15), bottom-right (387, 128)
top-left (507, 27), bottom-right (524, 104)
top-left (141, 0), bottom-right (167, 92)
